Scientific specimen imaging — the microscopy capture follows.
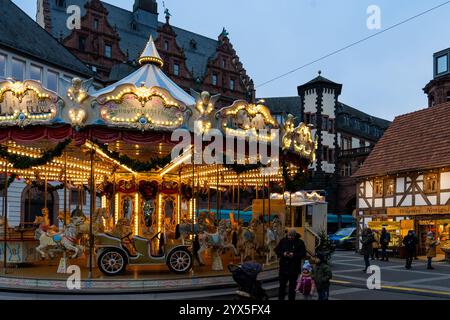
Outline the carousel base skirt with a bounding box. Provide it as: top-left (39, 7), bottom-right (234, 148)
top-left (0, 256), bottom-right (279, 294)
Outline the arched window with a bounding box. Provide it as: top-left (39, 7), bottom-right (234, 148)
top-left (21, 184), bottom-right (58, 227)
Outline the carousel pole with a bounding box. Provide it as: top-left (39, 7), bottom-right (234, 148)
top-left (44, 173), bottom-right (48, 210)
top-left (88, 149), bottom-right (95, 279)
top-left (216, 164), bottom-right (219, 219)
top-left (268, 176), bottom-right (271, 224)
top-left (178, 169), bottom-right (182, 223)
top-left (3, 161), bottom-right (8, 274)
top-left (112, 174), bottom-right (116, 225)
top-left (237, 176), bottom-right (241, 222)
top-left (262, 175), bottom-right (266, 244)
top-left (64, 152), bottom-right (68, 227)
top-left (191, 147), bottom-right (195, 231)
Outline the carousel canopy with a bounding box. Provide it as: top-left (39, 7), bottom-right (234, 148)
top-left (92, 36), bottom-right (195, 106)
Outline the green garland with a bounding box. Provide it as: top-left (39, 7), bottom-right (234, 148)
top-left (96, 142), bottom-right (172, 173)
top-left (30, 181), bottom-right (64, 193)
top-left (282, 160), bottom-right (307, 193)
top-left (0, 139), bottom-right (72, 170)
top-left (222, 154), bottom-right (267, 174)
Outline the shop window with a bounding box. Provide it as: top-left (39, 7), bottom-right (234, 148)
top-left (385, 179), bottom-right (395, 196)
top-left (424, 173), bottom-right (438, 193)
top-left (374, 179), bottom-right (383, 197)
top-left (0, 54), bottom-right (5, 78)
top-left (30, 65), bottom-right (43, 82)
top-left (12, 58), bottom-right (25, 81)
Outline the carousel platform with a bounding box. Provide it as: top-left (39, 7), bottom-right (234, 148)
top-left (0, 256), bottom-right (279, 294)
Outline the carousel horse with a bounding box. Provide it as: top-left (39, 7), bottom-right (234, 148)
top-left (265, 216), bottom-right (283, 264)
top-left (236, 218), bottom-right (260, 263)
top-left (36, 214), bottom-right (88, 260)
top-left (92, 208), bottom-right (111, 234)
top-left (197, 220), bottom-right (238, 271)
top-left (33, 216), bottom-right (59, 241)
top-left (110, 218), bottom-right (138, 257)
top-left (177, 212), bottom-right (215, 244)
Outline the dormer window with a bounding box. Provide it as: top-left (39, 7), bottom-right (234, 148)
top-left (436, 54), bottom-right (448, 75)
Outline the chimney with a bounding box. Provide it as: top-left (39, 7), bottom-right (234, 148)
top-left (133, 0), bottom-right (158, 14)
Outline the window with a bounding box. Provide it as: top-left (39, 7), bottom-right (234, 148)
top-left (385, 179), bottom-right (395, 196)
top-left (222, 59), bottom-right (227, 68)
top-left (47, 70), bottom-right (59, 92)
top-left (360, 140), bottom-right (366, 148)
top-left (311, 114), bottom-right (316, 126)
top-left (212, 74), bottom-right (218, 86)
top-left (328, 119), bottom-right (334, 133)
top-left (93, 19), bottom-right (99, 30)
top-left (340, 163), bottom-right (352, 177)
top-left (30, 65), bottom-right (43, 82)
top-left (447, 91), bottom-right (450, 102)
top-left (12, 59), bottom-right (25, 81)
top-left (424, 173), bottom-right (438, 194)
top-left (79, 36), bottom-right (86, 52)
top-left (173, 63), bottom-right (180, 76)
top-left (190, 39), bottom-right (197, 50)
top-left (0, 54), bottom-right (5, 78)
top-left (229, 79), bottom-right (235, 91)
top-left (374, 179), bottom-right (384, 197)
top-left (91, 66), bottom-right (97, 73)
top-left (164, 41), bottom-right (169, 51)
top-left (323, 146), bottom-right (329, 162)
top-left (304, 112), bottom-right (311, 124)
top-left (436, 54), bottom-right (448, 75)
top-left (322, 116), bottom-right (328, 130)
top-left (105, 44), bottom-right (112, 58)
top-left (56, 0), bottom-right (65, 7)
top-left (341, 136), bottom-right (352, 151)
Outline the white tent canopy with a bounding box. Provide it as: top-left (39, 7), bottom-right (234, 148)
top-left (92, 36), bottom-right (195, 106)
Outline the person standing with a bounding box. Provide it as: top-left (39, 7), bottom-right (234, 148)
top-left (380, 228), bottom-right (391, 262)
top-left (275, 228), bottom-right (306, 301)
top-left (312, 253), bottom-right (332, 301)
top-left (403, 230), bottom-right (418, 269)
top-left (361, 228), bottom-right (375, 272)
top-left (296, 261), bottom-right (316, 300)
top-left (371, 230), bottom-right (380, 261)
top-left (425, 232), bottom-right (439, 270)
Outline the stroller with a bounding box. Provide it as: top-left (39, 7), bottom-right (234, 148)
top-left (228, 262), bottom-right (268, 300)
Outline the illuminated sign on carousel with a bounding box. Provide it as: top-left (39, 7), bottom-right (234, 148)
top-left (282, 114), bottom-right (317, 161)
top-left (217, 100), bottom-right (279, 141)
top-left (0, 80), bottom-right (60, 127)
top-left (96, 84), bottom-right (186, 131)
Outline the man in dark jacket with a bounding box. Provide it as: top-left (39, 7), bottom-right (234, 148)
top-left (275, 228), bottom-right (306, 301)
top-left (379, 228), bottom-right (391, 262)
top-left (403, 230), bottom-right (418, 269)
top-left (361, 228), bottom-right (375, 272)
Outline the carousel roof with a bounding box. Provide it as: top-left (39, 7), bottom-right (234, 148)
top-left (92, 36), bottom-right (195, 106)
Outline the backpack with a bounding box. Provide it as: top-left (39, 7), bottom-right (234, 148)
top-left (298, 276), bottom-right (313, 295)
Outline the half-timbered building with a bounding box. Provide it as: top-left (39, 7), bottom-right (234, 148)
top-left (354, 102), bottom-right (450, 255)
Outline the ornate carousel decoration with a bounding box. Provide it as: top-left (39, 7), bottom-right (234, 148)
top-left (0, 79), bottom-right (59, 127)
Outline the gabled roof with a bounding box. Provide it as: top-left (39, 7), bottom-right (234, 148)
top-left (44, 0), bottom-right (219, 79)
top-left (353, 102), bottom-right (450, 178)
top-left (1, 0), bottom-right (92, 77)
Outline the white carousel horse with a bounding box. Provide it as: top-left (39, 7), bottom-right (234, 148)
top-left (265, 216), bottom-right (283, 264)
top-left (36, 215), bottom-right (87, 260)
top-left (197, 220), bottom-right (238, 271)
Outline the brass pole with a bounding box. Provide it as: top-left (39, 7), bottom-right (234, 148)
top-left (64, 152), bottom-right (68, 227)
top-left (268, 176), bottom-right (272, 224)
top-left (112, 174), bottom-right (116, 225)
top-left (44, 173), bottom-right (48, 210)
top-left (88, 150), bottom-right (95, 279)
top-left (216, 164), bottom-right (219, 219)
top-left (237, 176), bottom-right (241, 222)
top-left (262, 175), bottom-right (266, 244)
top-left (3, 161), bottom-right (8, 274)
top-left (178, 169), bottom-right (182, 224)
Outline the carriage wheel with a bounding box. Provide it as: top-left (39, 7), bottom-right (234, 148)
top-left (167, 248), bottom-right (193, 274)
top-left (98, 249), bottom-right (127, 276)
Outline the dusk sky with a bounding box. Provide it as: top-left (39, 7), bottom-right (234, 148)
top-left (11, 0), bottom-right (450, 121)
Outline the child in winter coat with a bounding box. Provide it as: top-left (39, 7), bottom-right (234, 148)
top-left (296, 261), bottom-right (316, 300)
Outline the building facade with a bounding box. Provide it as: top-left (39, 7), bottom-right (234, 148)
top-left (0, 0), bottom-right (100, 226)
top-left (264, 73), bottom-right (390, 217)
top-left (355, 48), bottom-right (450, 255)
top-left (37, 0), bottom-right (255, 107)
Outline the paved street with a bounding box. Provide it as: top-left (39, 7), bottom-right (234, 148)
top-left (326, 250), bottom-right (450, 300)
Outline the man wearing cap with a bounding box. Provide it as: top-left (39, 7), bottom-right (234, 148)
top-left (275, 228), bottom-right (307, 301)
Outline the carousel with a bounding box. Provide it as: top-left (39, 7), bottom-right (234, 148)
top-left (0, 36), bottom-right (320, 290)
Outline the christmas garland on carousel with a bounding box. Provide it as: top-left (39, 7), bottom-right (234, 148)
top-left (0, 139), bottom-right (72, 170)
top-left (96, 142), bottom-right (172, 173)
